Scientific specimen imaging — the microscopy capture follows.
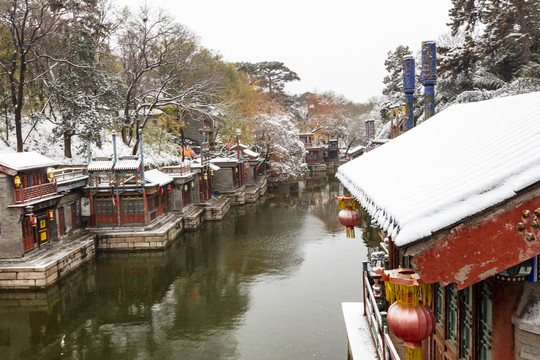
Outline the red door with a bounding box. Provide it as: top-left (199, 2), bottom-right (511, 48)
top-left (71, 203), bottom-right (77, 229)
top-left (22, 218), bottom-right (34, 252)
top-left (58, 207), bottom-right (65, 235)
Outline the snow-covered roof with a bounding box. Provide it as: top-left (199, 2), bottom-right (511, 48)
top-left (115, 156), bottom-right (140, 171)
top-left (145, 169), bottom-right (173, 187)
top-left (0, 151), bottom-right (59, 172)
top-left (348, 145), bottom-right (365, 155)
top-left (243, 149), bottom-right (260, 158)
top-left (229, 143), bottom-right (248, 150)
top-left (337, 92), bottom-right (540, 247)
top-left (88, 157), bottom-right (114, 171)
top-left (210, 157), bottom-right (238, 164)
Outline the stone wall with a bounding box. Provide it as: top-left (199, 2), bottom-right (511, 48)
top-left (0, 236), bottom-right (95, 290)
top-left (97, 214), bottom-right (183, 251)
top-left (0, 174), bottom-right (24, 258)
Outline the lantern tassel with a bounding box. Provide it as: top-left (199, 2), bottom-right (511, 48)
top-left (406, 346), bottom-right (422, 360)
top-left (346, 227), bottom-right (355, 238)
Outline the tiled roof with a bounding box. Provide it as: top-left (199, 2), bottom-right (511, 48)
top-left (115, 156), bottom-right (140, 171)
top-left (88, 157), bottom-right (114, 171)
top-left (0, 151), bottom-right (59, 172)
top-left (337, 92), bottom-right (540, 247)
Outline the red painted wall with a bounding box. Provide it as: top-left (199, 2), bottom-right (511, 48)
top-left (491, 279), bottom-right (523, 360)
top-left (413, 195), bottom-right (540, 289)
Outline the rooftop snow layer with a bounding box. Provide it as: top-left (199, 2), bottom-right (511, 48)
top-left (337, 91), bottom-right (540, 247)
top-left (0, 151), bottom-right (59, 171)
top-left (145, 169), bottom-right (173, 187)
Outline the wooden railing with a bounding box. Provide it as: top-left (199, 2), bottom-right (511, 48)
top-left (160, 164), bottom-right (192, 176)
top-left (13, 182), bottom-right (58, 205)
top-left (363, 262), bottom-right (400, 360)
top-left (53, 167), bottom-right (87, 181)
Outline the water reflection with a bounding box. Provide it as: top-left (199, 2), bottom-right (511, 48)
top-left (0, 176), bottom-right (372, 360)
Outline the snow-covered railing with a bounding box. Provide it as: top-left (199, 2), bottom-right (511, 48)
top-left (160, 164), bottom-right (192, 176)
top-left (53, 167), bottom-right (87, 181)
top-left (363, 262), bottom-right (400, 360)
top-left (12, 182), bottom-right (57, 205)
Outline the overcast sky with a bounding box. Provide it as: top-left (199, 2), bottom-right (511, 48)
top-left (116, 0), bottom-right (453, 103)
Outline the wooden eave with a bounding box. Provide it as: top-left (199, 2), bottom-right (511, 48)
top-left (404, 181), bottom-right (540, 290)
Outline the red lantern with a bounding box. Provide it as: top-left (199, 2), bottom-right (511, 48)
top-left (30, 215), bottom-right (37, 227)
top-left (381, 268), bottom-right (435, 360)
top-left (167, 184), bottom-right (172, 192)
top-left (334, 195), bottom-right (361, 238)
top-left (387, 297), bottom-right (435, 354)
top-left (159, 187), bottom-right (164, 195)
top-left (338, 208), bottom-right (361, 238)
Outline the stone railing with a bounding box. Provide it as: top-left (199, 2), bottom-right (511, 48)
top-left (160, 164), bottom-right (192, 176)
top-left (53, 167), bottom-right (87, 181)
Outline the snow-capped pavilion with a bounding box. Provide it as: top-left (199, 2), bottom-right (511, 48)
top-left (337, 91), bottom-right (540, 360)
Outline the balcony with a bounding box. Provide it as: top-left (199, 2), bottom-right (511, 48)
top-left (12, 182), bottom-right (58, 205)
top-left (53, 167), bottom-right (87, 182)
top-left (160, 164), bottom-right (192, 176)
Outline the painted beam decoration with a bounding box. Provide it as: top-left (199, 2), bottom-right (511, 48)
top-left (412, 194), bottom-right (540, 290)
top-left (421, 41), bottom-right (437, 120)
top-left (403, 56), bottom-right (415, 131)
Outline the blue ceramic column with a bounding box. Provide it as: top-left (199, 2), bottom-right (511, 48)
top-left (421, 41), bottom-right (437, 120)
top-left (403, 56), bottom-right (415, 130)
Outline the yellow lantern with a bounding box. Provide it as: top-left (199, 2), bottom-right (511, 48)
top-left (13, 175), bottom-right (21, 189)
top-left (47, 209), bottom-right (54, 220)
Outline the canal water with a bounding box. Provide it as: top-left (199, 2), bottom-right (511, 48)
top-left (0, 176), bottom-right (377, 360)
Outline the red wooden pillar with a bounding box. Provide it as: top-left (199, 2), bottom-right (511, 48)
top-left (143, 191), bottom-right (149, 225)
top-left (89, 192), bottom-right (96, 227)
top-left (491, 280), bottom-right (523, 360)
top-left (116, 191), bottom-right (122, 226)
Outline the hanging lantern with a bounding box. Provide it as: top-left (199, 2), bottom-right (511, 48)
top-left (47, 209), bottom-right (54, 221)
top-left (167, 184), bottom-right (172, 192)
top-left (203, 173), bottom-right (208, 180)
top-left (159, 187), bottom-right (164, 195)
top-left (184, 184), bottom-right (188, 191)
top-left (210, 170), bottom-right (214, 177)
top-left (334, 196), bottom-right (361, 238)
top-left (13, 175), bottom-right (21, 189)
top-left (47, 168), bottom-right (55, 182)
top-left (30, 215), bottom-right (37, 227)
top-left (191, 181), bottom-right (195, 188)
top-left (381, 268), bottom-right (435, 360)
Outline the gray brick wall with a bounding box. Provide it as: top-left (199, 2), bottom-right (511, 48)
top-left (0, 174), bottom-right (24, 258)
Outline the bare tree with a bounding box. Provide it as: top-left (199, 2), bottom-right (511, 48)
top-left (0, 0), bottom-right (66, 152)
top-left (116, 4), bottom-right (228, 154)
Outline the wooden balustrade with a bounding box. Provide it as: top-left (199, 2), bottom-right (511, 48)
top-left (12, 182), bottom-right (58, 205)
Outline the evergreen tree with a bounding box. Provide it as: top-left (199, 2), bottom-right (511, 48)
top-left (382, 45), bottom-right (411, 97)
top-left (235, 61), bottom-right (300, 102)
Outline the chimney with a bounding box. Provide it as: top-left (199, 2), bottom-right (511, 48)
top-left (403, 56), bottom-right (415, 130)
top-left (421, 41), bottom-right (437, 120)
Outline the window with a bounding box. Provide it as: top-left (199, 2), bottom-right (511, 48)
top-left (446, 283), bottom-right (458, 344)
top-left (460, 286), bottom-right (473, 360)
top-left (479, 282), bottom-right (492, 360)
top-left (434, 283), bottom-right (444, 327)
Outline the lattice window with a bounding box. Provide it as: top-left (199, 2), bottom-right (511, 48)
top-left (479, 282), bottom-right (492, 360)
top-left (460, 286), bottom-right (473, 360)
top-left (446, 283), bottom-right (458, 344)
top-left (434, 283), bottom-right (444, 327)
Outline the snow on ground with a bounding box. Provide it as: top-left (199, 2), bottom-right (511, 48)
top-left (341, 302), bottom-right (378, 360)
top-left (337, 91), bottom-right (540, 246)
top-left (0, 116), bottom-right (183, 167)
